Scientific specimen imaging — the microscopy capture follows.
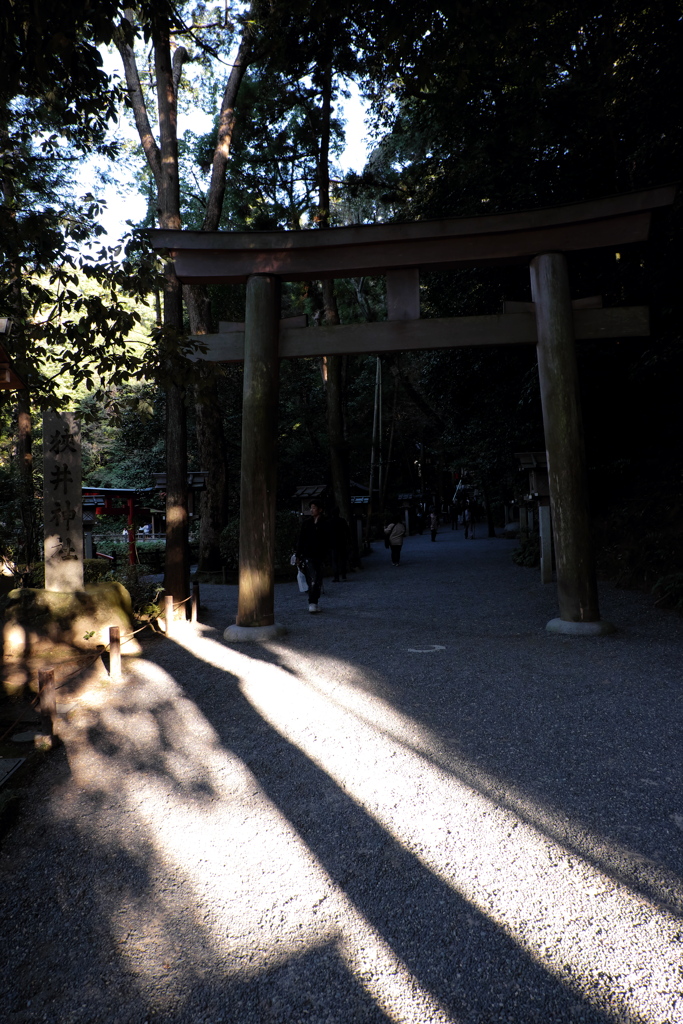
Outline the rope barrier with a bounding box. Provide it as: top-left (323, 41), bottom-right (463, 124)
top-left (0, 620), bottom-right (160, 743)
top-left (1, 590), bottom-right (202, 745)
top-left (119, 622), bottom-right (152, 644)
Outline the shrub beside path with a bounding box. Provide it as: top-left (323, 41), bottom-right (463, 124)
top-left (1, 528), bottom-right (682, 1024)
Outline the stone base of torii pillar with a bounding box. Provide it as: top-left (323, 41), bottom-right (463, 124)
top-left (224, 622), bottom-right (287, 643)
top-left (546, 618), bottom-right (616, 636)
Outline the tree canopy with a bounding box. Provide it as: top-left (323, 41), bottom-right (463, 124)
top-left (1, 0), bottom-right (681, 591)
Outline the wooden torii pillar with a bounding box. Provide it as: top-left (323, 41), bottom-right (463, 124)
top-left (150, 185), bottom-right (675, 639)
top-left (232, 275), bottom-right (283, 638)
top-left (531, 253), bottom-right (605, 632)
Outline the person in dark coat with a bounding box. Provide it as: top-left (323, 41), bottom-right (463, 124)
top-left (296, 501), bottom-right (329, 612)
top-left (328, 506), bottom-right (349, 582)
top-left (464, 499), bottom-right (474, 539)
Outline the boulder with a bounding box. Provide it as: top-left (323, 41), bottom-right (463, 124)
top-left (2, 583), bottom-right (142, 657)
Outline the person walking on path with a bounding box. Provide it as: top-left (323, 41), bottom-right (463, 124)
top-left (328, 506), bottom-right (350, 582)
top-left (384, 515), bottom-right (407, 565)
top-left (429, 507), bottom-right (439, 542)
top-left (296, 501), bottom-right (329, 612)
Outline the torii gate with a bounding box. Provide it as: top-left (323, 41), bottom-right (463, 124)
top-left (150, 184), bottom-right (675, 640)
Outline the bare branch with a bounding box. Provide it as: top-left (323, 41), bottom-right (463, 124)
top-left (172, 45), bottom-right (189, 95)
top-left (153, 20), bottom-right (182, 232)
top-left (202, 11), bottom-right (255, 231)
top-left (115, 16), bottom-right (162, 187)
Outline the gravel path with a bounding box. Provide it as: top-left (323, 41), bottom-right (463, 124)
top-left (1, 527), bottom-right (682, 1024)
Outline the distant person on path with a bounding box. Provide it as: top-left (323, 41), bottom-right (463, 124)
top-left (328, 506), bottom-right (349, 582)
top-left (449, 499), bottom-right (459, 530)
top-left (429, 507), bottom-right (439, 542)
top-left (384, 515), bottom-right (407, 565)
top-left (464, 499), bottom-right (475, 539)
top-left (296, 501), bottom-right (329, 613)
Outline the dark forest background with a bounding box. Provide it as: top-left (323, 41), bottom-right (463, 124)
top-left (1, 1), bottom-right (681, 602)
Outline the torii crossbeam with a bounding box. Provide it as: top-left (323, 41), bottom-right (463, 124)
top-left (150, 184), bottom-right (676, 639)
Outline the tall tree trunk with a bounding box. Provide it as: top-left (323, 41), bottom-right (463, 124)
top-left (2, 159), bottom-right (36, 563)
top-left (186, 14), bottom-right (253, 570)
top-left (118, 15), bottom-right (190, 603)
top-left (202, 25), bottom-right (253, 233)
top-left (325, 350), bottom-right (352, 521)
top-left (482, 482), bottom-right (496, 538)
top-left (317, 65), bottom-right (356, 562)
top-left (15, 393), bottom-right (35, 563)
top-left (184, 285), bottom-right (230, 572)
top-left (154, 21), bottom-right (188, 604)
top-left (195, 371), bottom-right (229, 570)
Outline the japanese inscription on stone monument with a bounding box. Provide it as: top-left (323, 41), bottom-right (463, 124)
top-left (43, 411), bottom-right (84, 591)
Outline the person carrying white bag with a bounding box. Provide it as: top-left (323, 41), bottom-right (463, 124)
top-left (384, 515), bottom-right (407, 565)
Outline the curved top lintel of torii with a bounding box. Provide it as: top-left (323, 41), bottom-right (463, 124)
top-left (148, 184), bottom-right (677, 285)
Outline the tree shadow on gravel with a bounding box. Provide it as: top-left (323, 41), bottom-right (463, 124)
top-left (170, 649), bottom-right (617, 1024)
top-left (263, 637), bottom-right (683, 923)
top-left (0, 633), bottom-right (664, 1024)
top-left (162, 940), bottom-right (396, 1024)
top-left (2, 767), bottom-right (392, 1024)
top-left (250, 617), bottom-right (683, 922)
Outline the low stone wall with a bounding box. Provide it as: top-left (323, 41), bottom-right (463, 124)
top-left (3, 582), bottom-right (142, 657)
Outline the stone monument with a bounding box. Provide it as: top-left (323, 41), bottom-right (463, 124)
top-left (43, 411), bottom-right (83, 591)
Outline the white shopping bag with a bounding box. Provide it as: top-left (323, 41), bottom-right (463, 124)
top-left (297, 569), bottom-right (308, 593)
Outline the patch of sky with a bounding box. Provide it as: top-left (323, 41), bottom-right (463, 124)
top-left (76, 47), bottom-right (371, 252)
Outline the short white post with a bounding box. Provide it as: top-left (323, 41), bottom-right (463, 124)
top-left (164, 594), bottom-right (174, 638)
top-left (109, 626), bottom-right (122, 681)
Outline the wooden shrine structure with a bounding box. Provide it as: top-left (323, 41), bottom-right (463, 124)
top-left (150, 184), bottom-right (676, 638)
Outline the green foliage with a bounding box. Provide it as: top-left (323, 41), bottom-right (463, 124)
top-left (0, 189), bottom-right (162, 412)
top-left (276, 358), bottom-right (329, 503)
top-left (11, 562), bottom-right (43, 589)
top-left (594, 479), bottom-right (683, 592)
top-left (0, 0), bottom-right (165, 415)
top-left (84, 560), bottom-right (115, 584)
top-left (0, 463), bottom-right (38, 564)
top-left (80, 383), bottom-right (170, 488)
top-left (220, 510), bottom-right (301, 571)
top-left (219, 518), bottom-right (240, 571)
top-left (512, 530), bottom-right (540, 569)
top-left (106, 564), bottom-right (163, 617)
top-left (343, 0), bottom-right (683, 583)
top-left (358, 1), bottom-right (683, 215)
top-left (274, 511), bottom-right (302, 569)
top-left (9, 560), bottom-right (162, 617)
top-left (188, 68), bottom-right (345, 231)
top-left (96, 539), bottom-right (163, 569)
top-left (653, 574), bottom-right (683, 613)
top-left (0, 2), bottom-right (127, 134)
top-left (3, 0), bottom-right (681, 615)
